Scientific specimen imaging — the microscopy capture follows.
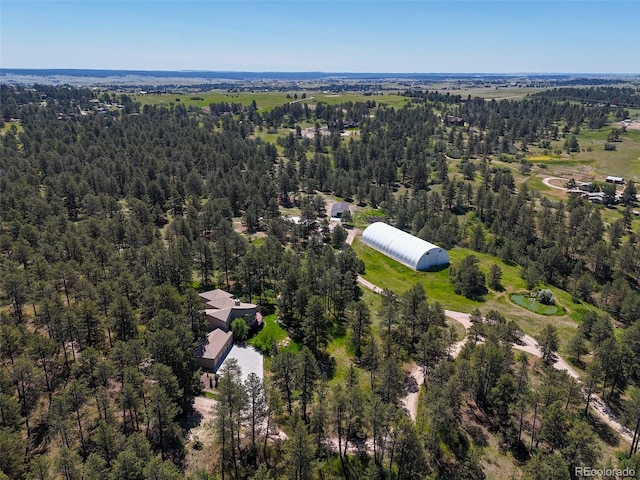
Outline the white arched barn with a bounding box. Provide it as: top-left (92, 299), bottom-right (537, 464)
top-left (361, 222), bottom-right (449, 271)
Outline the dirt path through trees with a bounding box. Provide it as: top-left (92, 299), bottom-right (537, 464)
top-left (357, 274), bottom-right (633, 443)
top-left (542, 176), bottom-right (570, 190)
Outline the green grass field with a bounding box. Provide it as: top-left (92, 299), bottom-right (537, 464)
top-left (353, 237), bottom-right (528, 312)
top-left (419, 83), bottom-right (545, 101)
top-left (249, 311), bottom-right (289, 353)
top-left (131, 90), bottom-right (411, 112)
top-left (574, 128), bottom-right (640, 180)
top-left (353, 206), bottom-right (386, 230)
top-left (526, 129), bottom-right (640, 182)
top-left (133, 91), bottom-right (297, 110)
top-left (326, 333), bottom-right (352, 382)
top-left (252, 126), bottom-right (291, 151)
top-left (522, 175), bottom-right (568, 201)
top-left (0, 121), bottom-right (23, 134)
top-left (352, 236), bottom-right (606, 354)
top-left (359, 288), bottom-right (382, 323)
top-left (453, 86), bottom-right (546, 100)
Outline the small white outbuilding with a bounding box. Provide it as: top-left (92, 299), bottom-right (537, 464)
top-left (361, 222), bottom-right (449, 271)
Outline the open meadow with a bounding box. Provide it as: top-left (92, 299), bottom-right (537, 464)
top-left (352, 237), bottom-right (606, 357)
top-left (525, 128), bottom-right (640, 182)
top-left (131, 90), bottom-right (411, 111)
top-left (0, 120), bottom-right (23, 134)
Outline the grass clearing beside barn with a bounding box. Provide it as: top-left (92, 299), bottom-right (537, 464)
top-left (353, 237), bottom-right (527, 312)
top-left (353, 236), bottom-right (607, 354)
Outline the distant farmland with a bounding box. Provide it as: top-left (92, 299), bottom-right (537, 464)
top-left (131, 90), bottom-right (411, 111)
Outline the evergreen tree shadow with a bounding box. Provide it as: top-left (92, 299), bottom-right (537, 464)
top-left (319, 354), bottom-right (337, 380)
top-left (464, 424), bottom-right (489, 448)
top-left (587, 414), bottom-right (620, 447)
top-left (567, 357), bottom-right (585, 370)
top-left (472, 295), bottom-right (487, 302)
top-left (180, 409), bottom-right (204, 430)
top-left (30, 422), bottom-right (49, 450)
top-left (461, 291), bottom-right (488, 302)
top-left (510, 441), bottom-right (531, 462)
top-left (260, 302), bottom-right (276, 316)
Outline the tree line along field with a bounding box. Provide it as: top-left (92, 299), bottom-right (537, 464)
top-left (2, 82), bottom-right (640, 479)
top-left (352, 238), bottom-right (600, 357)
top-left (131, 90), bottom-right (412, 111)
top-left (130, 79), bottom-right (590, 113)
top-left (524, 128), bottom-right (640, 180)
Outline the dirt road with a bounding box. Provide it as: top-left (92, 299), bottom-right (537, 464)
top-left (359, 277), bottom-right (633, 443)
top-left (542, 176), bottom-right (570, 190)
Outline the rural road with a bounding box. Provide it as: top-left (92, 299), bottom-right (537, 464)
top-left (352, 262), bottom-right (633, 443)
top-left (288, 96), bottom-right (314, 104)
top-left (542, 176), bottom-right (570, 190)
top-left (357, 276), bottom-right (383, 294)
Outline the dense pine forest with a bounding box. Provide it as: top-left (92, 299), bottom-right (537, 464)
top-left (2, 83), bottom-right (640, 479)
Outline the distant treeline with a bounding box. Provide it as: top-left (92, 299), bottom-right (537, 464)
top-left (533, 86), bottom-right (640, 108)
top-left (0, 83), bottom-right (95, 106)
top-left (404, 88), bottom-right (614, 129)
top-left (549, 78), bottom-right (628, 86)
top-left (4, 68), bottom-right (637, 82)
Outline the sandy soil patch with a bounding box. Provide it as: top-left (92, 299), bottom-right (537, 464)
top-left (193, 396), bottom-right (216, 424)
top-left (616, 120), bottom-right (640, 131)
top-left (301, 126), bottom-right (330, 138)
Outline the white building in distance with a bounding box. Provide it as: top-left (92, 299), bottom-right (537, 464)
top-left (361, 222), bottom-right (449, 271)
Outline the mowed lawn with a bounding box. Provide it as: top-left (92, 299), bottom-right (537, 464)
top-left (352, 237), bottom-right (605, 353)
top-left (248, 310), bottom-right (293, 353)
top-left (522, 175), bottom-right (568, 202)
top-left (353, 236), bottom-right (528, 312)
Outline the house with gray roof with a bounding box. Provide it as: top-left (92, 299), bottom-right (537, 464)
top-left (331, 202), bottom-right (351, 219)
top-left (195, 288), bottom-right (262, 372)
top-left (199, 289), bottom-right (261, 331)
top-left (194, 329), bottom-right (233, 371)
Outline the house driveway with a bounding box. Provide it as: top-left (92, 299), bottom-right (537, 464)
top-left (219, 344), bottom-right (264, 381)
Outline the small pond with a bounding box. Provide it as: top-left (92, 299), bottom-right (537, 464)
top-left (510, 294), bottom-right (560, 315)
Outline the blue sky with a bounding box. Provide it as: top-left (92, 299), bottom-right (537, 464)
top-left (1, 1), bottom-right (638, 73)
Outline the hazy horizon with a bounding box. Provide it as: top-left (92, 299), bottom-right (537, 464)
top-left (2, 68), bottom-right (639, 76)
